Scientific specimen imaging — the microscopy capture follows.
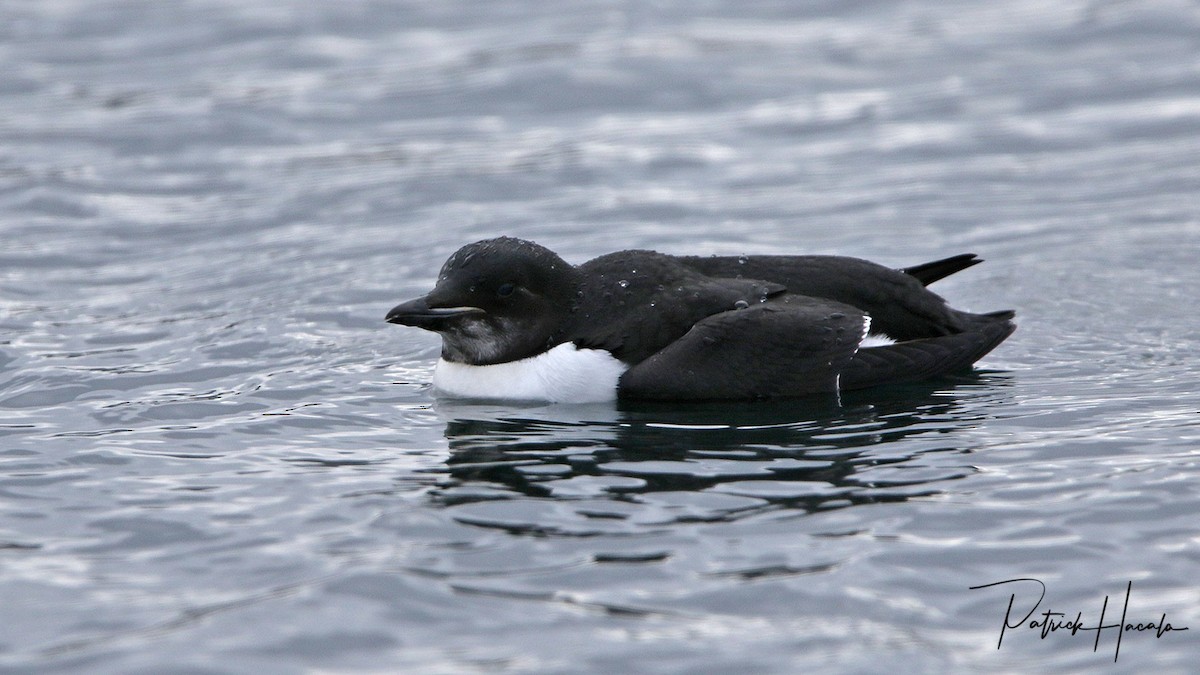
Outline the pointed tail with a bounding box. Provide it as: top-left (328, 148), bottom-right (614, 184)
top-left (902, 253), bottom-right (983, 286)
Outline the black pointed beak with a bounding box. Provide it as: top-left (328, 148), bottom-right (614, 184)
top-left (385, 296), bottom-right (484, 329)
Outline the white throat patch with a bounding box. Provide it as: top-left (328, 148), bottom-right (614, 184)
top-left (432, 343), bottom-right (627, 403)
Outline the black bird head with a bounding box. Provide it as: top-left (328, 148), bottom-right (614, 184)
top-left (386, 237), bottom-right (579, 365)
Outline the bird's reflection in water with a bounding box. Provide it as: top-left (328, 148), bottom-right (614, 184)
top-left (430, 373), bottom-right (1014, 519)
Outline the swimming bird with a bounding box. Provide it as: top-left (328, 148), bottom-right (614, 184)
top-left (385, 237), bottom-right (1015, 402)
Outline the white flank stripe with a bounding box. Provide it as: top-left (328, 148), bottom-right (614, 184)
top-left (859, 334), bottom-right (896, 348)
top-left (857, 315), bottom-right (896, 348)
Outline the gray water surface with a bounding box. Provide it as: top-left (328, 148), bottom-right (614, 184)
top-left (2, 1), bottom-right (1199, 672)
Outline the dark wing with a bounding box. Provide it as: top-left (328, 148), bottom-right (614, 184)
top-left (569, 250), bottom-right (787, 364)
top-left (618, 297), bottom-right (867, 400)
top-left (678, 254), bottom-right (983, 341)
top-left (839, 316), bottom-right (1016, 390)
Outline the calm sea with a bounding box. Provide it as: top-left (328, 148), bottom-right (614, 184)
top-left (2, 1), bottom-right (1198, 672)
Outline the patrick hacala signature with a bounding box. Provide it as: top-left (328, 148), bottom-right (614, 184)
top-left (969, 578), bottom-right (1189, 662)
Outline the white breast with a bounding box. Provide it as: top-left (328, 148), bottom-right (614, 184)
top-left (432, 343), bottom-right (628, 403)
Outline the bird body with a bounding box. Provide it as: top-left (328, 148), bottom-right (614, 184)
top-left (386, 237), bottom-right (1015, 402)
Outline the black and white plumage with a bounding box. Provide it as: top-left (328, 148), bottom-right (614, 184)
top-left (385, 237), bottom-right (1015, 402)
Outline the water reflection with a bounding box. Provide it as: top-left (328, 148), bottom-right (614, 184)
top-left (428, 374), bottom-right (1014, 529)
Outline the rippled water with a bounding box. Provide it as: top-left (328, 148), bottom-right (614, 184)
top-left (3, 1), bottom-right (1199, 672)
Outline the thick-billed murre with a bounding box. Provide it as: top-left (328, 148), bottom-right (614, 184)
top-left (386, 237), bottom-right (1015, 402)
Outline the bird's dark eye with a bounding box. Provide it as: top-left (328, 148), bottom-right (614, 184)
top-left (496, 283), bottom-right (516, 297)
